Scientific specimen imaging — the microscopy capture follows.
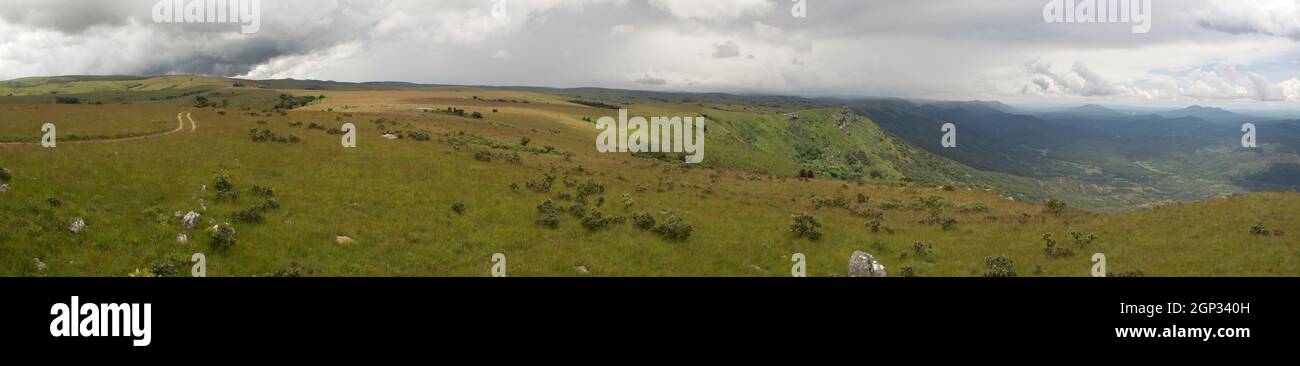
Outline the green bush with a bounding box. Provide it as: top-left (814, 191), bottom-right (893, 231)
top-left (258, 198), bottom-right (280, 211)
top-left (900, 266), bottom-right (917, 277)
top-left (251, 185), bottom-right (275, 198)
top-left (632, 212), bottom-right (656, 231)
top-left (654, 214), bottom-right (694, 241)
top-left (146, 254), bottom-right (189, 277)
top-left (535, 200), bottom-right (560, 229)
top-left (232, 207), bottom-right (264, 224)
top-left (581, 210), bottom-right (611, 232)
top-left (983, 256), bottom-right (1016, 277)
top-left (911, 241), bottom-right (934, 259)
top-left (451, 202), bottom-right (466, 215)
top-left (208, 223), bottom-right (237, 251)
top-left (790, 212), bottom-right (822, 240)
top-left (1043, 233), bottom-right (1074, 258)
top-left (1068, 228), bottom-right (1097, 247)
top-left (1044, 198), bottom-right (1067, 216)
top-left (0, 167), bottom-right (11, 182)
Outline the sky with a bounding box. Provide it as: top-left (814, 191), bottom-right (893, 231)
top-left (1, 0), bottom-right (1299, 110)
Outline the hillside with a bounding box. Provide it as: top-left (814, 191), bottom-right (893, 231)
top-left (0, 75), bottom-right (1296, 277)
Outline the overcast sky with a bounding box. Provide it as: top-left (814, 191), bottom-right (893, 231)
top-left (2, 0), bottom-right (1299, 109)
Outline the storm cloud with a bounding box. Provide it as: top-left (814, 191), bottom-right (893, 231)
top-left (0, 0), bottom-right (1297, 108)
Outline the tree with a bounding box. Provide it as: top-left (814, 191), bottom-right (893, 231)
top-left (194, 96), bottom-right (210, 108)
top-left (1044, 198), bottom-right (1066, 216)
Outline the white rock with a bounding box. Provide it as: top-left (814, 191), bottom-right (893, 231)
top-left (69, 218), bottom-right (86, 233)
top-left (34, 258), bottom-right (46, 271)
top-left (182, 211), bottom-right (202, 229)
top-left (382, 134), bottom-right (398, 140)
top-left (335, 236), bottom-right (354, 245)
top-left (0, 184), bottom-right (10, 193)
top-left (848, 251), bottom-right (887, 277)
top-left (176, 233), bottom-right (189, 244)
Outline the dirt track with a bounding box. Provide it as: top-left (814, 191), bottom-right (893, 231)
top-left (0, 111), bottom-right (195, 146)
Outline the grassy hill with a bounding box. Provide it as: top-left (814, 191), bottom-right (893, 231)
top-left (0, 75), bottom-right (1295, 277)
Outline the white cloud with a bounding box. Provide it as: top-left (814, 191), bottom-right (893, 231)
top-left (1282, 78), bottom-right (1300, 101)
top-left (648, 0), bottom-right (774, 21)
top-left (611, 24), bottom-right (636, 35)
top-left (1194, 0), bottom-right (1300, 40)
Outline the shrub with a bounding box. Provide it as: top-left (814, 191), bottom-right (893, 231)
top-left (631, 212), bottom-right (656, 231)
top-left (0, 167), bottom-right (11, 182)
top-left (147, 254), bottom-right (188, 277)
top-left (250, 128), bottom-right (273, 142)
top-left (526, 173), bottom-right (555, 193)
top-left (856, 193), bottom-right (868, 204)
top-left (1107, 269), bottom-right (1146, 278)
top-left (1043, 233), bottom-right (1074, 258)
top-left (940, 217), bottom-right (958, 231)
top-left (474, 150), bottom-right (492, 162)
top-left (1044, 198), bottom-right (1067, 216)
top-left (581, 210), bottom-right (611, 231)
top-left (577, 180), bottom-right (606, 196)
top-left (911, 241), bottom-right (934, 260)
top-left (866, 217), bottom-right (884, 233)
top-left (790, 212), bottom-right (822, 240)
top-left (918, 208), bottom-right (956, 230)
top-left (654, 214), bottom-right (694, 241)
top-left (213, 174), bottom-right (234, 194)
top-left (207, 223), bottom-right (237, 251)
top-left (409, 130), bottom-right (432, 141)
top-left (569, 202), bottom-right (587, 218)
top-left (983, 256), bottom-right (1016, 277)
top-left (258, 198), bottom-right (281, 211)
top-left (1250, 222), bottom-right (1270, 235)
top-left (451, 202), bottom-right (466, 215)
top-left (251, 185), bottom-right (275, 198)
top-left (535, 200), bottom-right (560, 229)
top-left (266, 262), bottom-right (306, 277)
top-left (502, 151), bottom-right (522, 164)
top-left (1067, 228), bottom-right (1097, 247)
top-left (812, 195), bottom-right (850, 210)
top-left (232, 207), bottom-right (264, 224)
top-left (900, 266), bottom-right (917, 277)
top-left (47, 197), bottom-right (61, 207)
top-left (519, 137), bottom-right (531, 146)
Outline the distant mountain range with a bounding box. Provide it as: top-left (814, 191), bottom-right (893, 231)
top-left (848, 98), bottom-right (1300, 209)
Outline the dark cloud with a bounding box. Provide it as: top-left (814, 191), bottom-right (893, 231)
top-left (0, 0), bottom-right (1295, 108)
top-left (711, 40), bottom-right (741, 58)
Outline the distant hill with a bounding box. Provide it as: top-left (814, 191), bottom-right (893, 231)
top-left (919, 100), bottom-right (1022, 115)
top-left (1039, 104), bottom-right (1129, 120)
top-left (1159, 105), bottom-right (1257, 124)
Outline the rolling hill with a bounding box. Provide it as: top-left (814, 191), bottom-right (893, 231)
top-left (0, 75), bottom-right (1296, 277)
